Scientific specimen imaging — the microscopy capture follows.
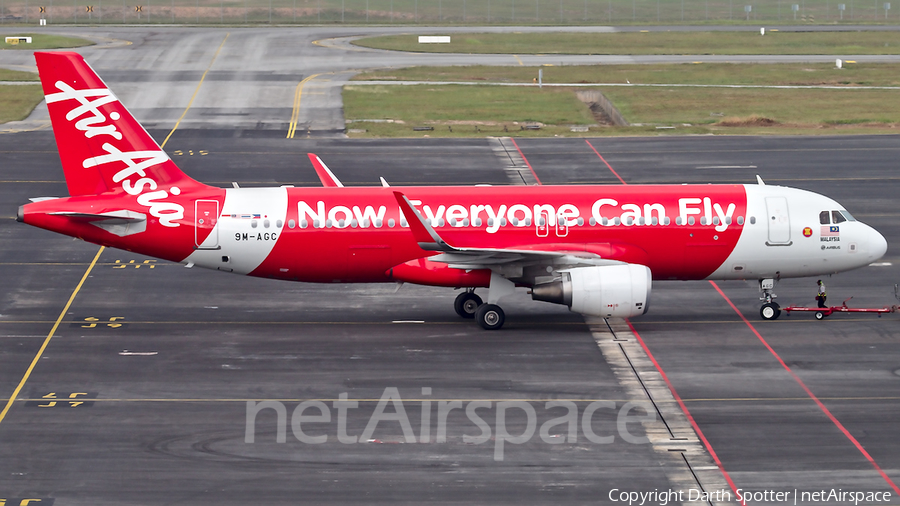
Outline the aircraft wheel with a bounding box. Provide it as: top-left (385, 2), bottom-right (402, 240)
top-left (760, 302), bottom-right (781, 320)
top-left (475, 304), bottom-right (505, 330)
top-left (454, 292), bottom-right (483, 319)
top-left (815, 311), bottom-right (825, 320)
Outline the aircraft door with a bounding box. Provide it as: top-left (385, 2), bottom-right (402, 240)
top-left (536, 210), bottom-right (550, 237)
top-left (765, 196), bottom-right (791, 245)
top-left (195, 199), bottom-right (219, 249)
top-left (556, 214), bottom-right (569, 238)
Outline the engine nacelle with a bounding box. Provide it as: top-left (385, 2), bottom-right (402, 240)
top-left (531, 264), bottom-right (651, 318)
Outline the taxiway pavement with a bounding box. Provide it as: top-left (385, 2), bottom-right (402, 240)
top-left (1, 25), bottom-right (899, 505)
top-left (2, 131), bottom-right (899, 504)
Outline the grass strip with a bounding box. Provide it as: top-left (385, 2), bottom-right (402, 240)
top-left (354, 62), bottom-right (900, 87)
top-left (603, 86), bottom-right (900, 126)
top-left (0, 85), bottom-right (45, 123)
top-left (344, 84), bottom-right (595, 125)
top-left (1, 33), bottom-right (94, 50)
top-left (0, 68), bottom-right (38, 81)
top-left (343, 83), bottom-right (900, 137)
top-left (354, 31), bottom-right (900, 55)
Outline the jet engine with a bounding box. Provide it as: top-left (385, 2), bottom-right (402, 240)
top-left (531, 264), bottom-right (651, 318)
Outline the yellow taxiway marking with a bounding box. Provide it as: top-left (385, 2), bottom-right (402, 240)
top-left (513, 55), bottom-right (524, 66)
top-left (0, 33), bottom-right (238, 425)
top-left (161, 32), bottom-right (229, 149)
top-left (10, 397), bottom-right (639, 403)
top-left (5, 395), bottom-right (898, 404)
top-left (0, 247), bottom-right (104, 425)
top-left (286, 73), bottom-right (323, 139)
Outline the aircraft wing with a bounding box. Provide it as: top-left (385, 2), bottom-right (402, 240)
top-left (392, 191), bottom-right (630, 278)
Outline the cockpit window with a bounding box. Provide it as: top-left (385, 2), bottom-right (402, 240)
top-left (839, 209), bottom-right (856, 222)
top-left (832, 210), bottom-right (847, 224)
top-left (819, 211), bottom-right (830, 225)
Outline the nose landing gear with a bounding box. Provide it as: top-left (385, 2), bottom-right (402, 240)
top-left (759, 277), bottom-right (782, 320)
top-left (760, 302), bottom-right (781, 320)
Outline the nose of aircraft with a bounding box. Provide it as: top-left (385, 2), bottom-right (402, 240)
top-left (867, 225), bottom-right (888, 262)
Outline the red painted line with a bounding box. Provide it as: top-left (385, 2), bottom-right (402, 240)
top-left (625, 319), bottom-right (746, 506)
top-left (508, 137), bottom-right (542, 185)
top-left (604, 152), bottom-right (743, 499)
top-left (585, 139), bottom-right (627, 185)
top-left (709, 280), bottom-right (900, 496)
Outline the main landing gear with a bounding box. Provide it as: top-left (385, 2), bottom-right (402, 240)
top-left (455, 290), bottom-right (502, 329)
top-left (475, 304), bottom-right (505, 330)
top-left (454, 290), bottom-right (483, 319)
top-left (759, 277), bottom-right (782, 320)
top-left (456, 272), bottom-right (516, 330)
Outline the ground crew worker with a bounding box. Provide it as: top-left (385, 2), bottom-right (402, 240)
top-left (816, 280), bottom-right (827, 308)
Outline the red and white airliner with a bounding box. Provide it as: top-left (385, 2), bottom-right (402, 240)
top-left (18, 52), bottom-right (888, 329)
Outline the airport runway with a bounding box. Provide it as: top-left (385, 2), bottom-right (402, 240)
top-left (1, 25), bottom-right (900, 505)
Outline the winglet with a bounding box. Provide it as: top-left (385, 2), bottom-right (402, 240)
top-left (392, 191), bottom-right (453, 251)
top-left (308, 153), bottom-right (344, 188)
top-left (756, 174), bottom-right (765, 186)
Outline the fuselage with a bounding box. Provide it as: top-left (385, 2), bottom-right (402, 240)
top-left (21, 182), bottom-right (887, 287)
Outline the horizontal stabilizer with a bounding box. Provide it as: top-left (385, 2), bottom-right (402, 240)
top-left (50, 210), bottom-right (146, 222)
top-left (50, 209), bottom-right (147, 237)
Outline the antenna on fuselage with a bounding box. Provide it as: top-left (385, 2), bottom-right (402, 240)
top-left (380, 177), bottom-right (390, 187)
top-left (756, 175), bottom-right (766, 185)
